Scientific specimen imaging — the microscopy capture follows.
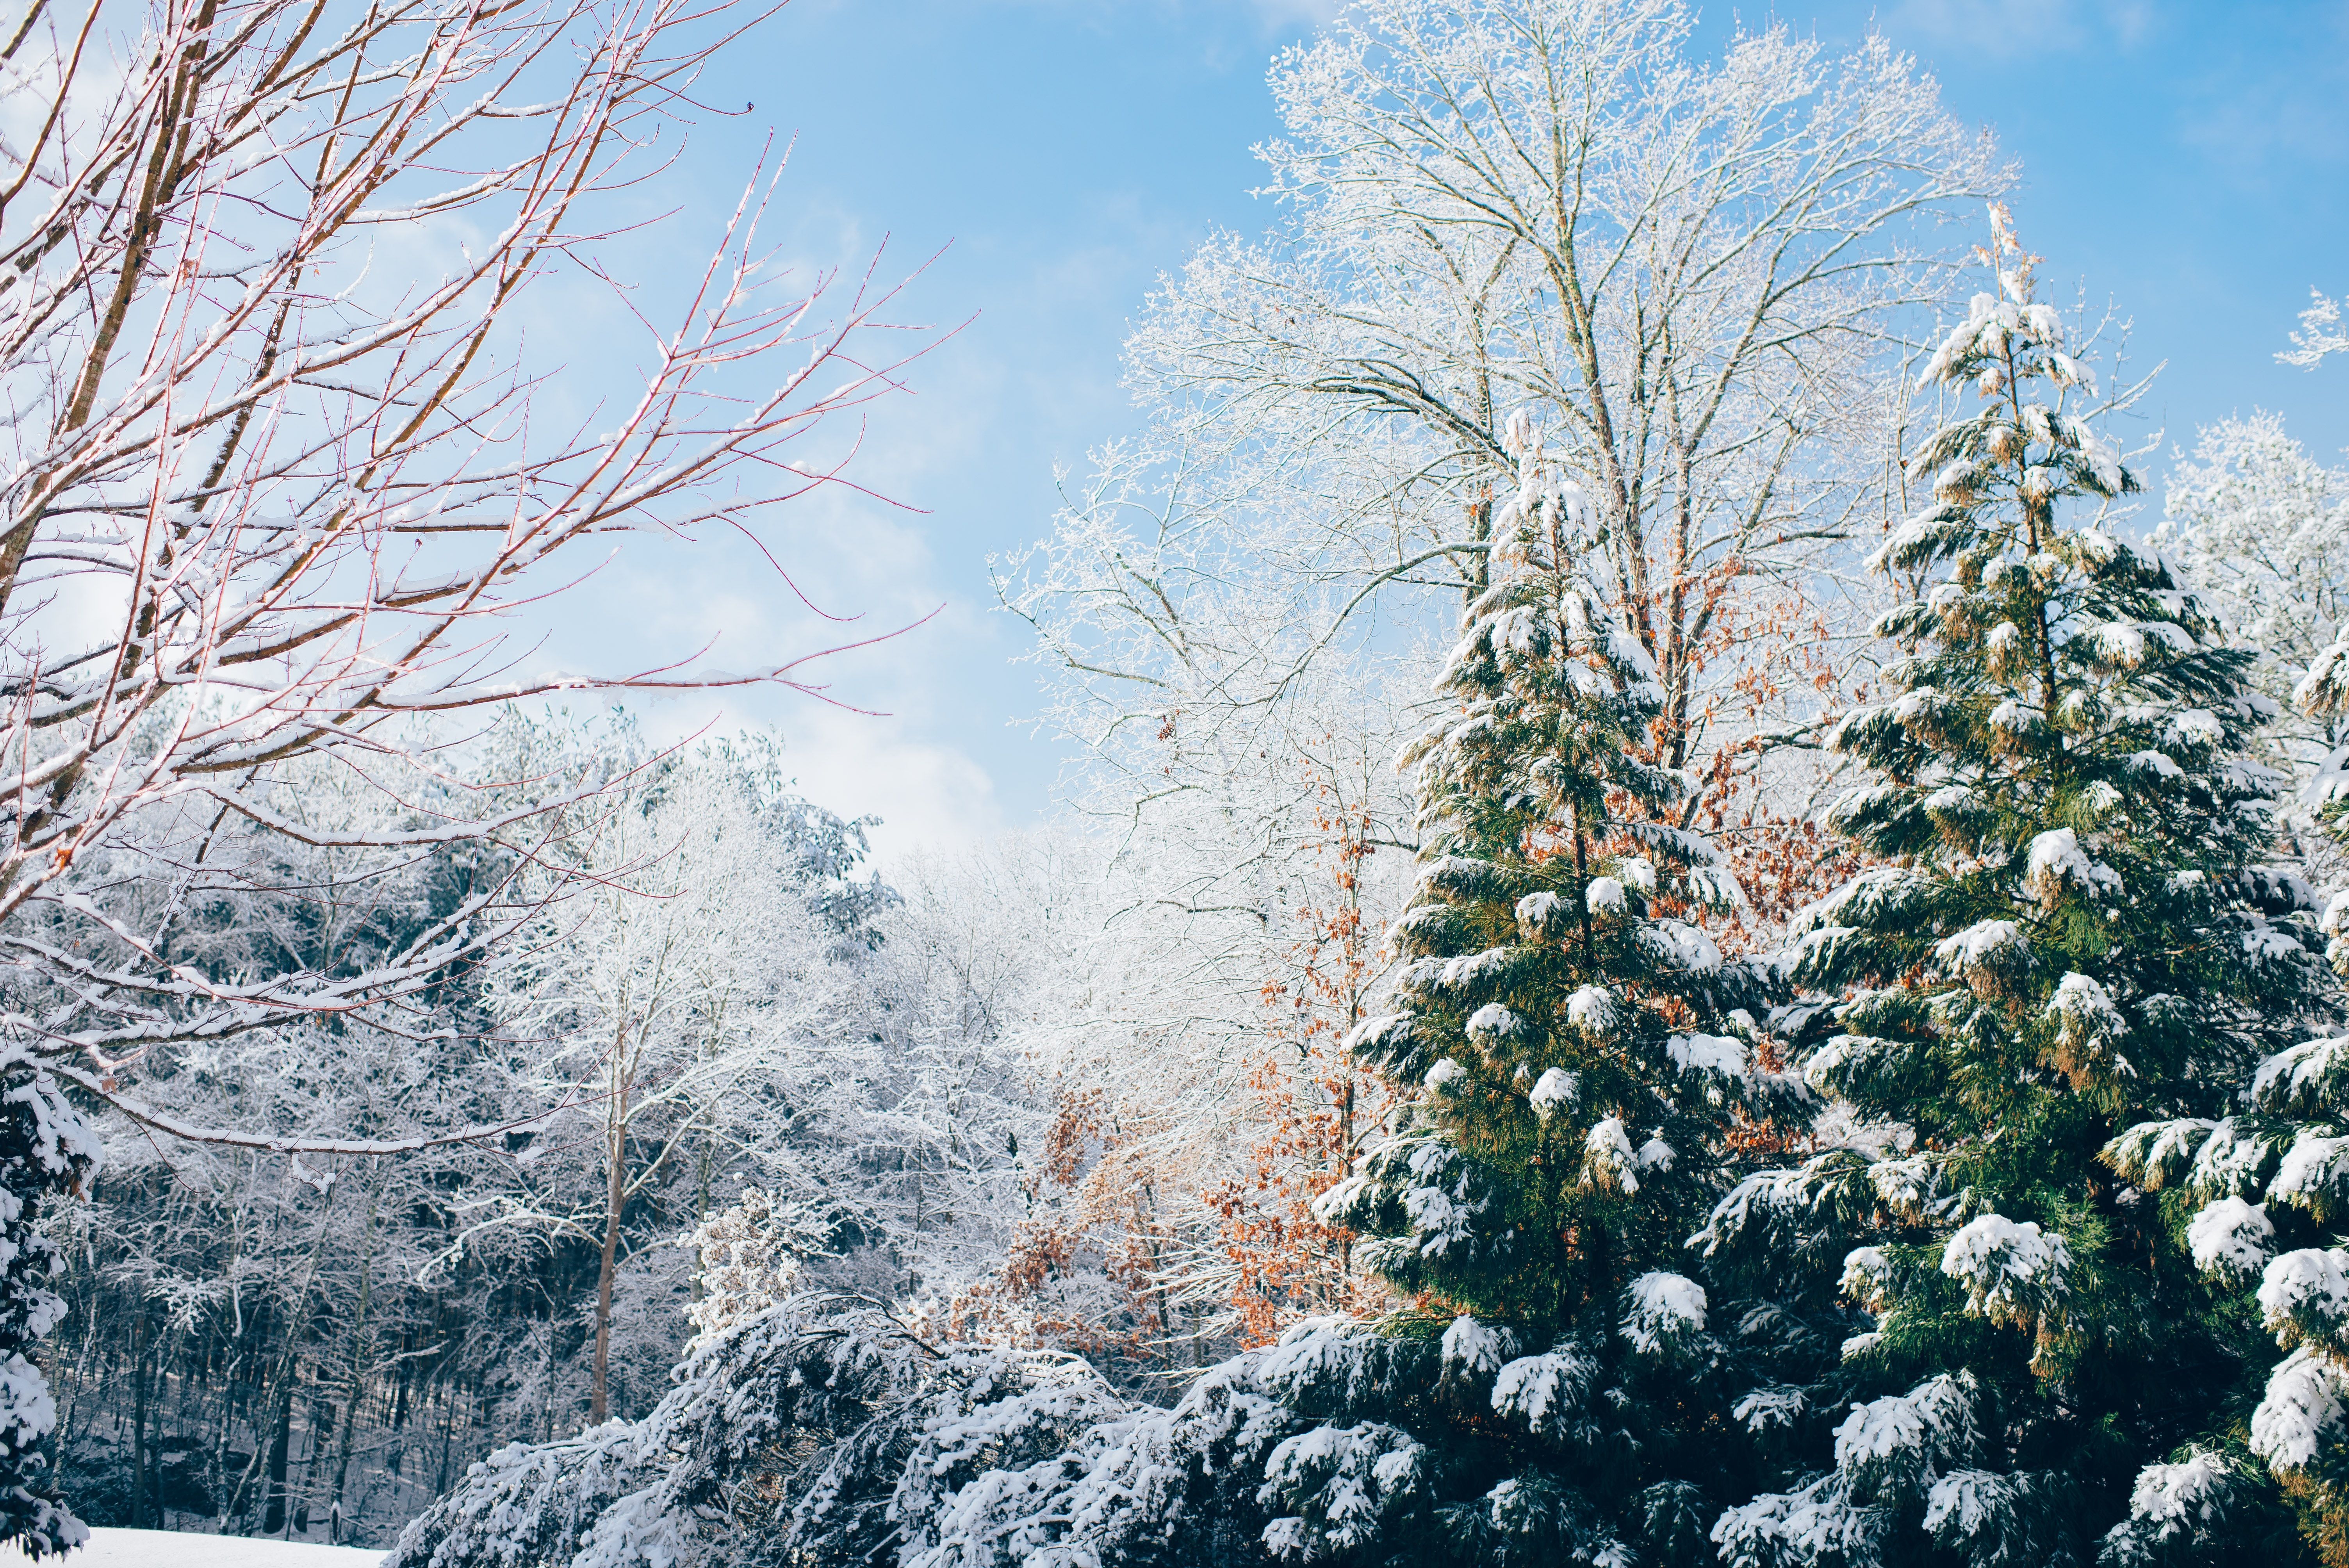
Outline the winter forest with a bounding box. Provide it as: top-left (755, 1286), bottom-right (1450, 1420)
top-left (4, 0), bottom-right (2349, 1563)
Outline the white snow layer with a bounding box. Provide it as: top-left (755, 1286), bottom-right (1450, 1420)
top-left (0, 1530), bottom-right (382, 1566)
top-left (2258, 1247), bottom-right (2349, 1338)
top-left (2185, 1197), bottom-right (2274, 1279)
top-left (1732, 1386), bottom-right (1807, 1433)
top-left (1640, 919), bottom-right (1723, 973)
top-left (1939, 1213), bottom-right (2071, 1325)
top-left (1529, 1067), bottom-right (1578, 1117)
top-left (1932, 919), bottom-right (2026, 973)
top-left (2024, 829), bottom-right (2122, 902)
top-left (2046, 972), bottom-right (2128, 1056)
top-left (1513, 891), bottom-right (1564, 937)
top-left (1582, 1117), bottom-right (1640, 1194)
top-left (1832, 1372), bottom-right (1976, 1470)
top-left (1621, 1272), bottom-right (1706, 1355)
top-left (1464, 1004), bottom-right (1520, 1045)
top-left (1665, 1032), bottom-right (1747, 1080)
top-left (2127, 1450), bottom-right (2239, 1526)
top-left (2255, 1035), bottom-right (2349, 1113)
top-left (2273, 1131), bottom-right (2349, 1213)
top-left (1565, 985), bottom-right (1616, 1033)
top-left (2252, 1346), bottom-right (2349, 1470)
top-left (1491, 1345), bottom-right (1596, 1436)
top-left (1440, 1315), bottom-right (1511, 1378)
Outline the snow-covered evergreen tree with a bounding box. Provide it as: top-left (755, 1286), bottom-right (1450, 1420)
top-left (1271, 412), bottom-right (1821, 1556)
top-left (2112, 1020), bottom-right (2349, 1563)
top-left (0, 1055), bottom-right (99, 1557)
top-left (1701, 209), bottom-right (2326, 1565)
top-left (2111, 657), bottom-right (2349, 1560)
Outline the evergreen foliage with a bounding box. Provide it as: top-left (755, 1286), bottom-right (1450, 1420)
top-left (0, 1051), bottom-right (99, 1557)
top-left (1297, 413), bottom-right (1826, 1556)
top-left (2110, 666), bottom-right (2349, 1560)
top-left (1699, 211), bottom-right (2328, 1565)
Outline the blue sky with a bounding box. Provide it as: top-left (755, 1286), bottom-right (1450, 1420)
top-left (529, 0), bottom-right (2349, 859)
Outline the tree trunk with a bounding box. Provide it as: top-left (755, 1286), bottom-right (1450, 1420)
top-left (152, 1331), bottom-right (169, 1527)
top-left (260, 1373), bottom-right (294, 1536)
top-left (590, 997), bottom-right (633, 1426)
top-left (330, 1211), bottom-right (374, 1536)
top-left (589, 1124), bottom-right (624, 1425)
top-left (128, 1311), bottom-right (149, 1529)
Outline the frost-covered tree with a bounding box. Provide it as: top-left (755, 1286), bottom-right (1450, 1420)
top-left (921, 731), bottom-right (1422, 1372)
top-left (20, 712), bottom-right (1040, 1547)
top-left (1007, 0), bottom-right (1998, 844)
top-left (2157, 414), bottom-right (2349, 818)
top-left (472, 730), bottom-right (864, 1424)
top-left (2284, 289), bottom-right (2349, 371)
top-left (1700, 213), bottom-right (2328, 1565)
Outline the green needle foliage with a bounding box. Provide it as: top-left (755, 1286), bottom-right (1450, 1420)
top-left (2108, 686), bottom-right (2349, 1562)
top-left (1701, 211), bottom-right (2328, 1568)
top-left (1293, 415), bottom-right (1829, 1561)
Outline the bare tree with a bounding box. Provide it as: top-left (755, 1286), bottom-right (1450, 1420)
top-left (1004, 0), bottom-right (2000, 821)
top-left (0, 0), bottom-right (922, 1544)
top-left (1, 0), bottom-right (920, 1069)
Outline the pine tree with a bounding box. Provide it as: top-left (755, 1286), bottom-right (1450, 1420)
top-left (2109, 657), bottom-right (2349, 1561)
top-left (0, 1050), bottom-right (98, 1557)
top-left (1700, 207), bottom-right (2325, 1566)
top-left (1252, 413), bottom-right (1821, 1562)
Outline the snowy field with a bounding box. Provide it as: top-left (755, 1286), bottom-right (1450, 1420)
top-left (2, 1531), bottom-right (382, 1566)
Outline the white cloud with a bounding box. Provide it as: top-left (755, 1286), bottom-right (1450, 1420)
top-left (1242, 0), bottom-right (1344, 27)
top-left (1887, 0), bottom-right (2153, 60)
top-left (757, 703), bottom-right (1004, 863)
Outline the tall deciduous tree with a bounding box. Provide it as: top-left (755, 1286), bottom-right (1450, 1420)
top-left (476, 736), bottom-right (857, 1426)
top-left (1007, 0), bottom-right (2000, 828)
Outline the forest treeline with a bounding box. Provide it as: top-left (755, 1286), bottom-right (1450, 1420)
top-left (45, 722), bottom-right (1037, 1540)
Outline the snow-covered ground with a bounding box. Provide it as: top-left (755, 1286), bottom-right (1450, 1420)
top-left (3, 1529), bottom-right (383, 1565)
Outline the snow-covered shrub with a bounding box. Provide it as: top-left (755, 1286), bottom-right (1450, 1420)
top-left (392, 1297), bottom-right (992, 1568)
